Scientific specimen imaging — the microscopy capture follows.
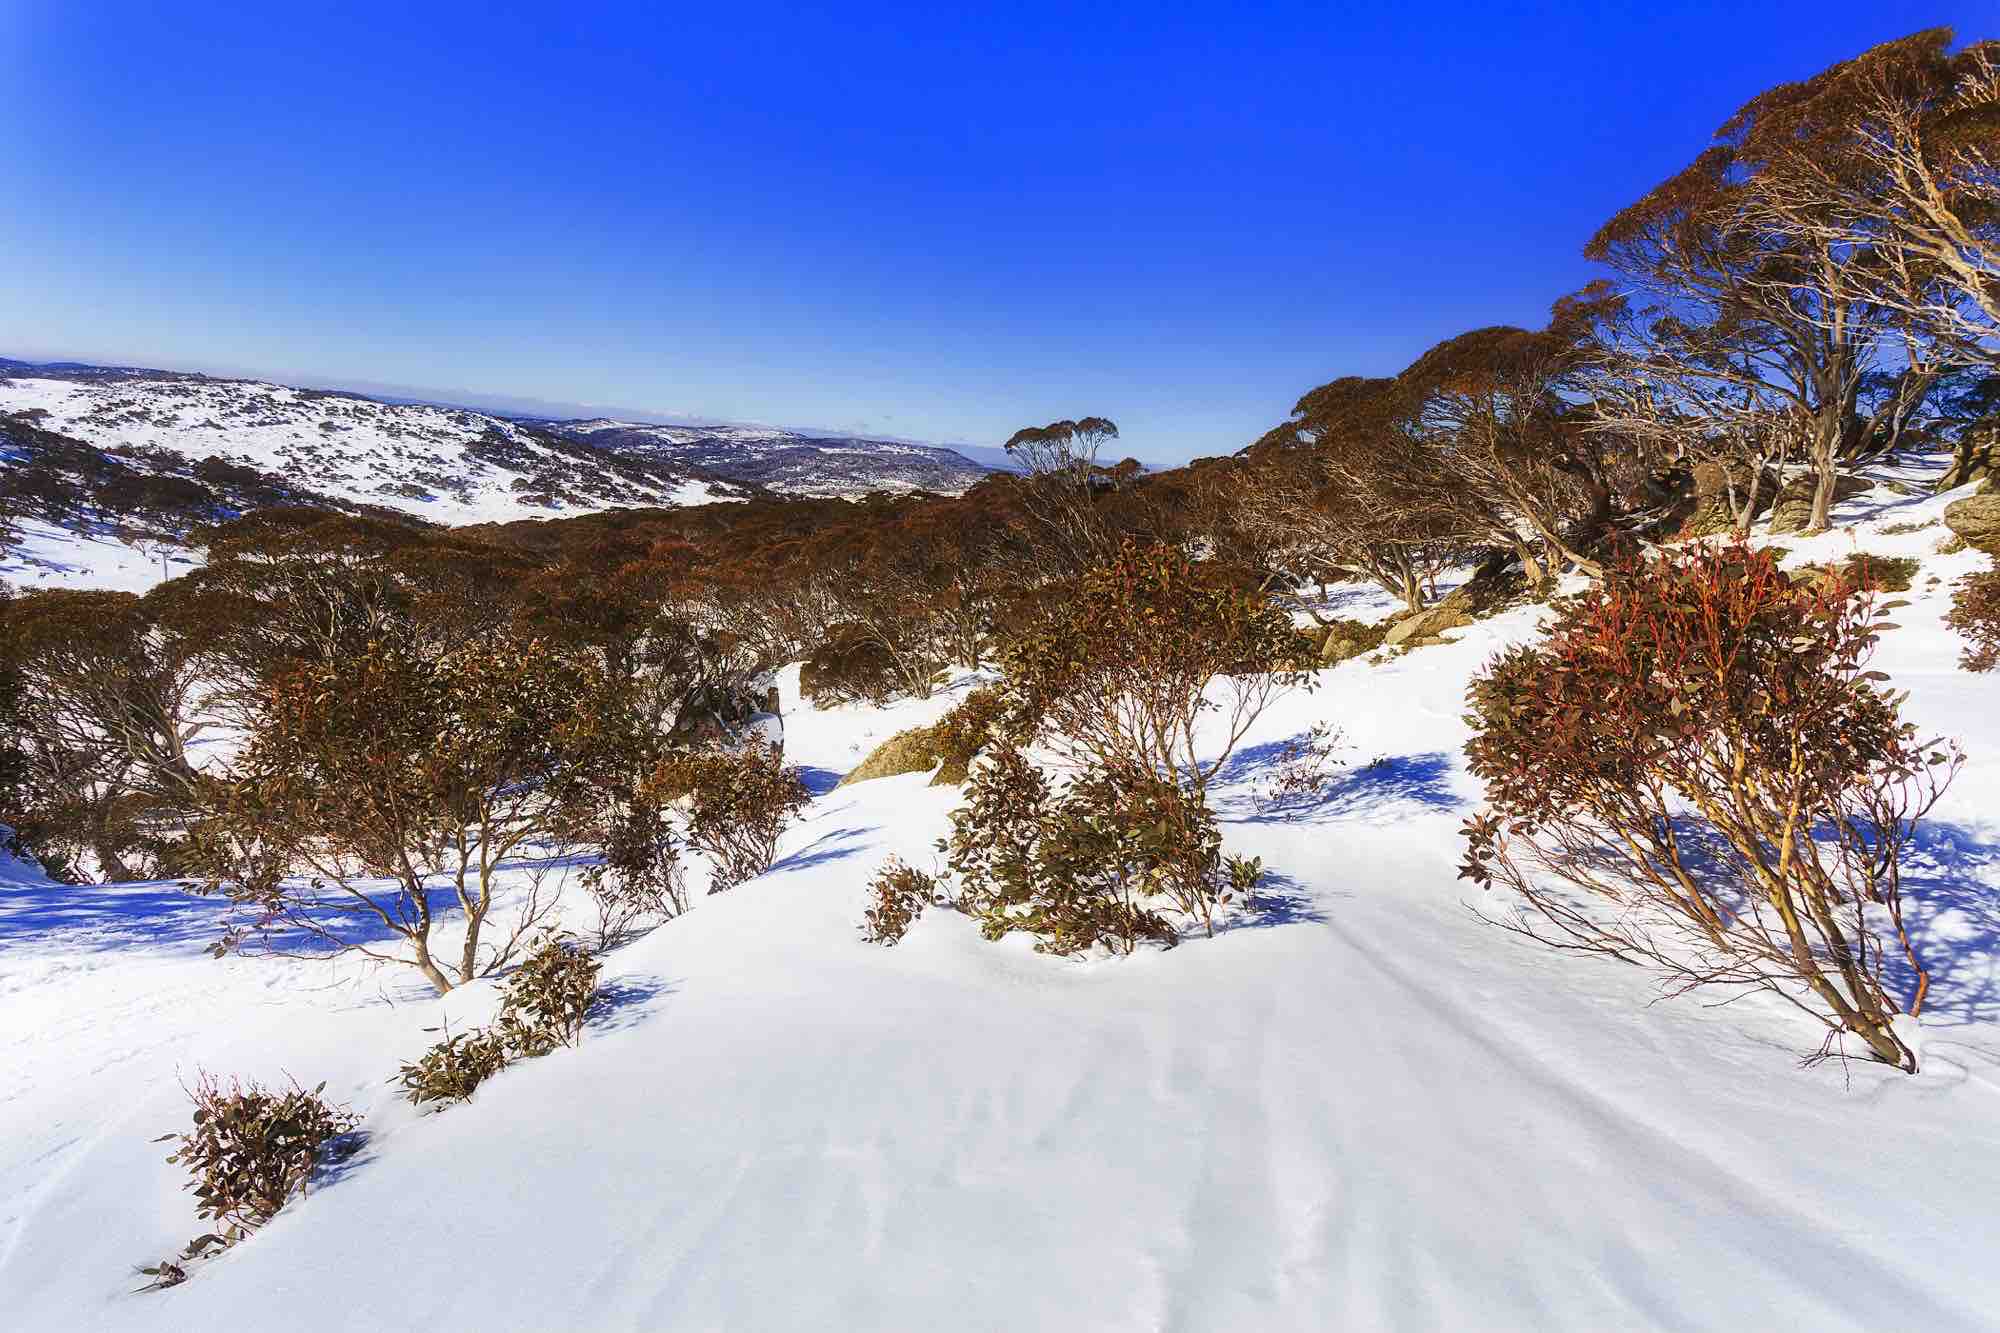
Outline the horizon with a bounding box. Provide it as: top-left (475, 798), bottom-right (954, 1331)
top-left (2, 2), bottom-right (1987, 463)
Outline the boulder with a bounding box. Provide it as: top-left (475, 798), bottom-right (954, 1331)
top-left (1383, 600), bottom-right (1473, 647)
top-left (1317, 618), bottom-right (1387, 664)
top-left (1944, 490), bottom-right (2000, 555)
top-left (1678, 462), bottom-right (1779, 539)
top-left (1767, 472), bottom-right (1874, 534)
top-left (838, 725), bottom-right (943, 788)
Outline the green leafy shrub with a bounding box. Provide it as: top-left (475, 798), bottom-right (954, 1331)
top-left (496, 935), bottom-right (601, 1056)
top-left (1460, 543), bottom-right (1959, 1071)
top-left (159, 1072), bottom-right (358, 1248)
top-left (943, 743), bottom-right (1191, 954)
top-left (397, 1026), bottom-right (512, 1109)
top-left (859, 857), bottom-right (940, 945)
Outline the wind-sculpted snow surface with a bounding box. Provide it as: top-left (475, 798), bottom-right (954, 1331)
top-left (4, 474), bottom-right (2000, 1330)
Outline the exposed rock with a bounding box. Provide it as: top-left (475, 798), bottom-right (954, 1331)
top-left (838, 726), bottom-right (943, 787)
top-left (1936, 419), bottom-right (2000, 492)
top-left (1317, 618), bottom-right (1388, 663)
top-left (1384, 601), bottom-right (1473, 647)
top-left (1678, 462), bottom-right (1779, 539)
top-left (1767, 472), bottom-right (1874, 534)
top-left (1943, 491), bottom-right (2000, 555)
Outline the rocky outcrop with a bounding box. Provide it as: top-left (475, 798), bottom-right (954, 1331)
top-left (1383, 597), bottom-right (1473, 647)
top-left (1767, 472), bottom-right (1874, 534)
top-left (1944, 486), bottom-right (2000, 555)
top-left (1678, 462), bottom-right (1779, 539)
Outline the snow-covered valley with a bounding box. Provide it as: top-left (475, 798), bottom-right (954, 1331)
top-left (4, 473), bottom-right (1999, 1331)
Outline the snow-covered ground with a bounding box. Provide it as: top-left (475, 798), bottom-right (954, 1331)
top-left (0, 517), bottom-right (198, 593)
top-left (4, 470), bottom-right (2000, 1330)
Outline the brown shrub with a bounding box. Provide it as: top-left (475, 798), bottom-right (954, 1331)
top-left (859, 857), bottom-right (940, 945)
top-left (1946, 568), bottom-right (2000, 673)
top-left (159, 1072), bottom-right (358, 1249)
top-left (1461, 543), bottom-right (1959, 1071)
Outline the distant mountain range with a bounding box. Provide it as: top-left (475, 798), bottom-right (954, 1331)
top-left (0, 357), bottom-right (998, 524)
top-left (0, 356), bottom-right (1003, 589)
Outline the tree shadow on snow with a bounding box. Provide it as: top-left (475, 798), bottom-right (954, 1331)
top-left (769, 825), bottom-right (875, 876)
top-left (589, 974), bottom-right (678, 1035)
top-left (1886, 823), bottom-right (2000, 1030)
top-left (1214, 744), bottom-right (1463, 825)
top-left (794, 765), bottom-right (845, 797)
top-left (1217, 868), bottom-right (1332, 934)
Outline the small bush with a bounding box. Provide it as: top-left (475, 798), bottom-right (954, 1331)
top-left (397, 1026), bottom-right (512, 1109)
top-left (496, 935), bottom-right (601, 1056)
top-left (1461, 543), bottom-right (1959, 1071)
top-left (942, 742), bottom-right (1192, 954)
top-left (1947, 568), bottom-right (2000, 673)
top-left (799, 625), bottom-right (915, 706)
top-left (160, 1072), bottom-right (357, 1247)
top-left (1256, 723), bottom-right (1344, 817)
top-left (646, 739), bottom-right (812, 892)
top-left (859, 857), bottom-right (939, 945)
top-left (582, 800), bottom-right (688, 949)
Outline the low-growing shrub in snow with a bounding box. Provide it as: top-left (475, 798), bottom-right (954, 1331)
top-left (945, 741), bottom-right (1228, 954)
top-left (1255, 722), bottom-right (1344, 817)
top-left (496, 934), bottom-right (602, 1055)
top-left (1001, 540), bottom-right (1313, 806)
top-left (157, 1071), bottom-right (358, 1250)
top-left (398, 1025), bottom-right (513, 1109)
top-left (580, 797), bottom-right (689, 949)
top-left (1460, 543), bottom-right (1960, 1071)
top-left (799, 624), bottom-right (919, 706)
top-left (399, 937), bottom-right (602, 1109)
top-left (645, 738), bottom-right (811, 892)
top-left (1946, 568), bottom-right (2000, 673)
top-left (859, 857), bottom-right (940, 945)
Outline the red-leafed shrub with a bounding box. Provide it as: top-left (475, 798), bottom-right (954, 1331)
top-left (859, 857), bottom-right (940, 945)
top-left (1946, 568), bottom-right (2000, 673)
top-left (1461, 543), bottom-right (1959, 1071)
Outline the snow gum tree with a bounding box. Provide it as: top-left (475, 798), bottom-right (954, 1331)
top-left (186, 632), bottom-right (640, 993)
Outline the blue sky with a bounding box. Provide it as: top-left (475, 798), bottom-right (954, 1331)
top-left (0, 2), bottom-right (1983, 461)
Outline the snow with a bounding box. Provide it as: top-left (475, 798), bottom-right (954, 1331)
top-left (0, 517), bottom-right (197, 593)
top-left (4, 467), bottom-right (2000, 1330)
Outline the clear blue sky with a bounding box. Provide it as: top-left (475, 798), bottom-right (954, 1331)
top-left (0, 2), bottom-right (1983, 461)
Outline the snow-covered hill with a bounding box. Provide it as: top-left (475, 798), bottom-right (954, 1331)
top-left (0, 365), bottom-right (749, 528)
top-left (536, 418), bottom-right (995, 498)
top-left (3, 465), bottom-right (2000, 1331)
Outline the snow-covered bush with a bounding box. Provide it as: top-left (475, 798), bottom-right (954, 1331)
top-left (1460, 543), bottom-right (1960, 1071)
top-left (645, 739), bottom-right (811, 893)
top-left (859, 857), bottom-right (939, 945)
top-left (159, 1072), bottom-right (357, 1248)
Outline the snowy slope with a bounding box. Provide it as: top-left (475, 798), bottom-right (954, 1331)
top-left (0, 372), bottom-right (746, 527)
top-left (541, 418), bottom-right (995, 498)
top-left (4, 470), bottom-right (2000, 1331)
